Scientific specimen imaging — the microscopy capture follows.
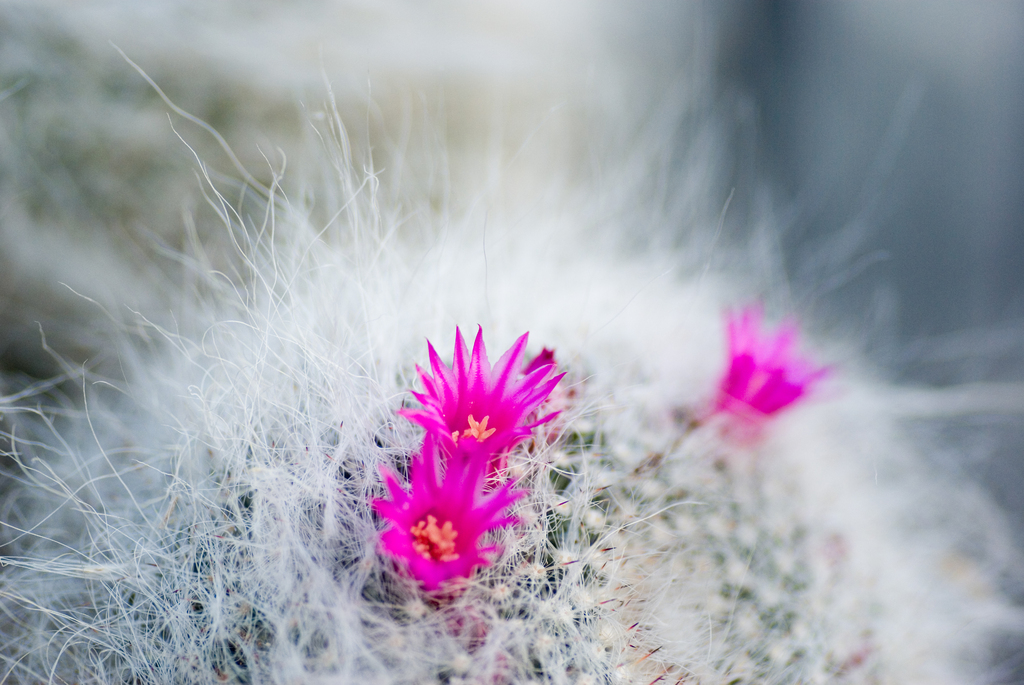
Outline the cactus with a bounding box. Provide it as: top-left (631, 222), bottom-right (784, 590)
top-left (0, 3), bottom-right (1020, 684)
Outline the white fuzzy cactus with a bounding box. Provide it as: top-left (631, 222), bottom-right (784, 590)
top-left (0, 3), bottom-right (1021, 684)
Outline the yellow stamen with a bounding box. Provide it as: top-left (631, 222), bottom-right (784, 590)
top-left (461, 414), bottom-right (496, 442)
top-left (410, 515), bottom-right (460, 562)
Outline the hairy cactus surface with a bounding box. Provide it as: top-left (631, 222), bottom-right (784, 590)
top-left (0, 3), bottom-right (1021, 684)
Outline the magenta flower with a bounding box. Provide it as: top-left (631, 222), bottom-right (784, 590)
top-left (713, 306), bottom-right (827, 424)
top-left (521, 347), bottom-right (555, 377)
top-left (400, 327), bottom-right (564, 475)
top-left (372, 437), bottom-right (526, 591)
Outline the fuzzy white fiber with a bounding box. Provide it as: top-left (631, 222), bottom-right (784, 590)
top-left (0, 2), bottom-right (1021, 684)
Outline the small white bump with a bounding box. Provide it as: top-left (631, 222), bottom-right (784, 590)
top-left (451, 652), bottom-right (471, 675)
top-left (404, 599), bottom-right (427, 619)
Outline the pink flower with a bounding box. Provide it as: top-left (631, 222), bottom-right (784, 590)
top-left (713, 306), bottom-right (827, 424)
top-left (372, 437), bottom-right (526, 591)
top-left (400, 327), bottom-right (564, 475)
top-left (521, 347), bottom-right (556, 377)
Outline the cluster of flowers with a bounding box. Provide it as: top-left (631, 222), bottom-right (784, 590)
top-left (372, 327), bottom-right (565, 590)
top-left (372, 307), bottom-right (827, 591)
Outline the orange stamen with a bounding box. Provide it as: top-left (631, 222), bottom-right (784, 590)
top-left (410, 515), bottom-right (460, 562)
top-left (461, 414), bottom-right (496, 442)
